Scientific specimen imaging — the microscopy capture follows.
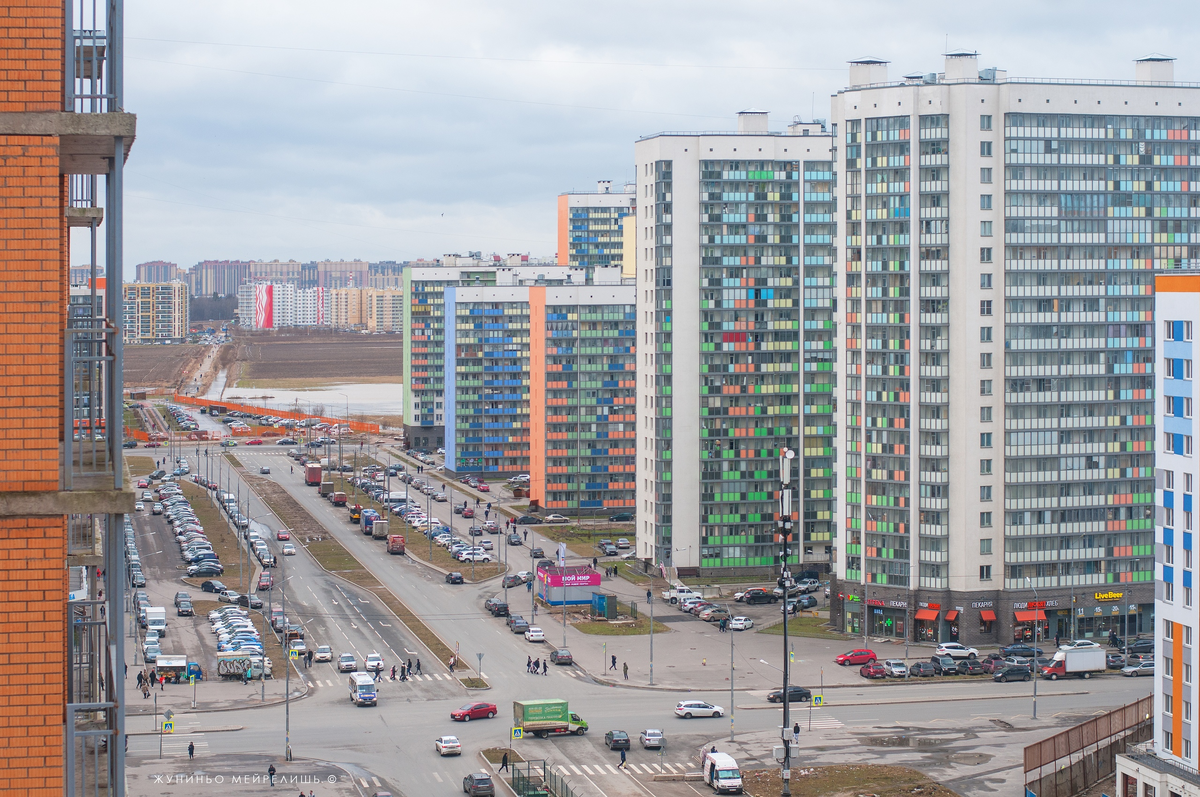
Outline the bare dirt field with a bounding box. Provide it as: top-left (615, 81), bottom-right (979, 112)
top-left (124, 344), bottom-right (207, 389)
top-left (233, 330), bottom-right (404, 386)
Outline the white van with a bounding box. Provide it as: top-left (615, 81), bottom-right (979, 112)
top-left (349, 672), bottom-right (377, 706)
top-left (701, 750), bottom-right (742, 794)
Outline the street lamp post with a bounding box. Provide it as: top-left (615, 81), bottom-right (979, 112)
top-left (728, 600), bottom-right (735, 743)
top-left (1026, 576), bottom-right (1039, 720)
top-left (778, 448), bottom-right (796, 797)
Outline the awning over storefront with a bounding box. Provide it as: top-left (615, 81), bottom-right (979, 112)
top-left (944, 610), bottom-right (959, 621)
top-left (914, 609), bottom-right (939, 621)
top-left (1014, 610), bottom-right (1046, 622)
top-left (980, 610), bottom-right (996, 621)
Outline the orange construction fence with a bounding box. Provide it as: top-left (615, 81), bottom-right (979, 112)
top-left (172, 394), bottom-right (381, 435)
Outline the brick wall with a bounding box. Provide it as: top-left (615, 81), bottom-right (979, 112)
top-left (0, 0), bottom-right (67, 793)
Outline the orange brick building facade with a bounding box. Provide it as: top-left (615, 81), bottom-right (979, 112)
top-left (0, 1), bottom-right (70, 792)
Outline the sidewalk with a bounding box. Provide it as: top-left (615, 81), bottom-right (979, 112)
top-left (125, 753), bottom-right (386, 797)
top-left (125, 664), bottom-right (305, 716)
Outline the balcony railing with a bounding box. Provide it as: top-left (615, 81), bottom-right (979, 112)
top-left (64, 319), bottom-right (119, 491)
top-left (66, 0), bottom-right (122, 113)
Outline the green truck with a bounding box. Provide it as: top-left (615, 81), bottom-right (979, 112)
top-left (513, 699), bottom-right (588, 738)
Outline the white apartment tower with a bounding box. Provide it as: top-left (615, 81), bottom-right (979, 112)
top-left (832, 51), bottom-right (1195, 647)
top-left (634, 111), bottom-right (836, 575)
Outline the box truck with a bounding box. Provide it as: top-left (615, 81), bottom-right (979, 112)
top-left (372, 519), bottom-right (390, 541)
top-left (1041, 647), bottom-right (1106, 680)
top-left (512, 699), bottom-right (588, 738)
top-left (304, 463), bottom-right (322, 486)
top-left (387, 534), bottom-right (406, 555)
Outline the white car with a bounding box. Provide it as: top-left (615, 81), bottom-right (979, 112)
top-left (1058, 639), bottom-right (1101, 650)
top-left (935, 642), bottom-right (979, 660)
top-left (282, 543), bottom-right (296, 556)
top-left (479, 540), bottom-right (494, 551)
top-left (728, 616), bottom-right (754, 631)
top-left (543, 514), bottom-right (570, 523)
top-left (883, 658), bottom-right (908, 677)
top-left (516, 570), bottom-right (534, 583)
top-left (433, 493), bottom-right (447, 502)
top-left (524, 626), bottom-right (545, 643)
top-left (434, 735), bottom-right (461, 756)
top-left (461, 552), bottom-right (493, 563)
top-left (134, 502), bottom-right (145, 512)
top-left (313, 645), bottom-right (332, 662)
top-left (365, 652), bottom-right (384, 672)
top-left (288, 638), bottom-right (307, 655)
top-left (675, 700), bottom-right (723, 719)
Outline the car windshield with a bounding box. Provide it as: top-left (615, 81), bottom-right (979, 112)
top-left (717, 769), bottom-right (740, 779)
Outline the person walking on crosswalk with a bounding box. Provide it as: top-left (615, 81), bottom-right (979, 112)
top-left (618, 748), bottom-right (627, 770)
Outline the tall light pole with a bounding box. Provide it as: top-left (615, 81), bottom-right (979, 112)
top-left (728, 600), bottom-right (735, 743)
top-left (778, 448), bottom-right (795, 797)
top-left (1026, 576), bottom-right (1039, 720)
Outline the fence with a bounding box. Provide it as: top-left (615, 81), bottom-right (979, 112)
top-left (171, 394), bottom-right (382, 434)
top-left (1025, 696), bottom-right (1153, 797)
top-left (511, 760), bottom-right (579, 797)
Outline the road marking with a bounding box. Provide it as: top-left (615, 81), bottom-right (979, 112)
top-left (569, 765), bottom-right (583, 775)
top-left (605, 764), bottom-right (619, 774)
top-left (372, 778), bottom-right (381, 787)
top-left (664, 763), bottom-right (678, 773)
top-left (581, 765), bottom-right (595, 775)
top-left (432, 772), bottom-right (443, 783)
top-left (359, 778), bottom-right (368, 787)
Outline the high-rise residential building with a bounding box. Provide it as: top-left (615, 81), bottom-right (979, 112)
top-left (400, 254), bottom-right (608, 450)
top-left (0, 0), bottom-right (133, 790)
top-left (248, 259), bottom-right (303, 285)
top-left (443, 284), bottom-right (636, 510)
top-left (305, 259), bottom-right (369, 290)
top-left (185, 259), bottom-right (253, 297)
top-left (135, 259), bottom-right (178, 283)
top-left (1116, 273), bottom-right (1198, 792)
top-left (828, 51), bottom-right (1183, 648)
top-left (328, 286), bottom-right (370, 329)
top-left (122, 282), bottom-right (189, 343)
top-left (368, 288), bottom-right (405, 332)
top-left (237, 282), bottom-right (329, 328)
top-left (557, 181), bottom-right (636, 278)
top-left (634, 111), bottom-right (835, 575)
top-left (369, 260), bottom-right (406, 290)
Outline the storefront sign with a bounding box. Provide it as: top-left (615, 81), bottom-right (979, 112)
top-left (1094, 591), bottom-right (1124, 602)
top-left (1013, 600), bottom-right (1059, 609)
top-left (867, 599), bottom-right (885, 607)
top-left (867, 598), bottom-right (907, 609)
top-left (539, 570), bottom-right (601, 587)
top-left (917, 601), bottom-right (940, 609)
top-left (971, 601), bottom-right (994, 609)
top-left (1027, 601), bottom-right (1046, 609)
top-left (889, 600), bottom-right (908, 609)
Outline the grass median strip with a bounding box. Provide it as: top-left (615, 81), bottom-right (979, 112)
top-left (180, 481), bottom-right (249, 591)
top-left (241, 473), bottom-right (473, 674)
top-left (743, 764), bottom-right (954, 797)
top-left (758, 615), bottom-right (845, 640)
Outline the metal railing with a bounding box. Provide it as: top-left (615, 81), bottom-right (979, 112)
top-left (66, 596), bottom-right (119, 797)
top-left (65, 0), bottom-right (122, 113)
top-left (511, 760), bottom-right (579, 797)
top-left (64, 320), bottom-right (119, 490)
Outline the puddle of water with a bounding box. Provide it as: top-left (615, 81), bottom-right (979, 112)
top-left (223, 383), bottom-right (404, 416)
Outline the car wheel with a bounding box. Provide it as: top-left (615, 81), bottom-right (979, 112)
top-left (1000, 675), bottom-right (1008, 683)
top-left (714, 710), bottom-right (723, 717)
top-left (1023, 674), bottom-right (1031, 682)
top-left (684, 712), bottom-right (693, 719)
top-left (1049, 673), bottom-right (1058, 681)
top-left (487, 711), bottom-right (495, 718)
top-left (968, 653), bottom-right (977, 659)
top-left (575, 727), bottom-right (586, 736)
top-left (669, 597), bottom-right (678, 604)
top-left (537, 730), bottom-right (549, 739)
top-left (463, 714), bottom-right (470, 722)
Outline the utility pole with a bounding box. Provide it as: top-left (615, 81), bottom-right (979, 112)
top-left (1026, 576), bottom-right (1039, 720)
top-left (778, 448), bottom-right (795, 797)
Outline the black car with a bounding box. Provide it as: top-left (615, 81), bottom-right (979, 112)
top-left (744, 591), bottom-right (778, 605)
top-left (502, 574), bottom-right (524, 589)
top-left (507, 615), bottom-right (529, 633)
top-left (122, 440), bottom-right (138, 448)
top-left (486, 600), bottom-right (509, 618)
top-left (463, 773), bottom-right (495, 797)
top-left (173, 591), bottom-right (191, 607)
top-left (508, 533), bottom-right (523, 546)
top-left (530, 547), bottom-right (545, 559)
top-left (999, 643), bottom-right (1044, 658)
top-left (604, 730), bottom-right (631, 750)
top-left (1121, 639), bottom-right (1155, 655)
top-left (236, 594), bottom-right (264, 609)
top-left (908, 661), bottom-right (936, 677)
top-left (201, 579), bottom-right (227, 594)
top-left (957, 658), bottom-right (985, 675)
top-left (930, 655), bottom-right (958, 676)
top-left (608, 513), bottom-right (634, 522)
top-left (445, 572), bottom-right (464, 585)
top-left (176, 600), bottom-right (194, 616)
top-left (514, 516), bottom-right (541, 525)
top-left (766, 685), bottom-right (812, 704)
top-left (994, 664), bottom-right (1033, 683)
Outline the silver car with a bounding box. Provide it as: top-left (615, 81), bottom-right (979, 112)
top-left (882, 658), bottom-right (908, 677)
top-left (639, 729), bottom-right (664, 749)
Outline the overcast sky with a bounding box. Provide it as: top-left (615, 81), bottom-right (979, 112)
top-left (105, 0), bottom-right (1198, 275)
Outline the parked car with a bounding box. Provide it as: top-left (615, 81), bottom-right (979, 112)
top-left (728, 616), bottom-right (754, 631)
top-left (604, 730), bottom-right (631, 750)
top-left (639, 729), bottom-right (664, 749)
top-left (956, 658), bottom-right (985, 675)
top-left (980, 653), bottom-right (1006, 674)
top-left (930, 655), bottom-right (958, 676)
top-left (543, 514), bottom-right (570, 523)
top-left (908, 661), bottom-right (936, 677)
top-left (1121, 639), bottom-right (1155, 655)
top-left (514, 516), bottom-right (541, 525)
top-left (549, 648), bottom-right (573, 665)
top-left (1122, 661), bottom-right (1156, 677)
top-left (1058, 639), bottom-right (1101, 650)
top-left (766, 686), bottom-right (811, 703)
top-left (881, 659), bottom-right (908, 677)
top-left (999, 643), bottom-right (1044, 658)
top-left (935, 642), bottom-right (979, 660)
top-left (835, 649), bottom-right (876, 666)
top-left (994, 664), bottom-right (1033, 683)
top-left (609, 513), bottom-right (634, 522)
top-left (524, 627), bottom-right (545, 643)
top-left (860, 662), bottom-right (887, 679)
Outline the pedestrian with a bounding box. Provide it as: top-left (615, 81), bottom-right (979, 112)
top-left (623, 662), bottom-right (628, 680)
top-left (542, 659), bottom-right (547, 675)
top-left (646, 589), bottom-right (652, 603)
top-left (407, 658), bottom-right (413, 674)
top-left (136, 671), bottom-right (144, 688)
top-left (416, 658), bottom-right (421, 674)
top-left (527, 655), bottom-right (533, 673)
top-left (268, 763), bottom-right (276, 786)
top-left (141, 683), bottom-right (150, 699)
top-left (159, 674), bottom-right (165, 691)
top-left (792, 723), bottom-right (800, 745)
top-left (98, 672), bottom-right (105, 692)
top-left (523, 530), bottom-right (528, 541)
top-left (500, 752), bottom-right (509, 772)
top-left (618, 748), bottom-right (627, 769)
top-left (188, 741), bottom-right (195, 760)
top-left (390, 665), bottom-right (397, 681)
top-left (610, 654), bottom-right (617, 671)
top-left (487, 502), bottom-right (492, 512)
top-left (593, 557), bottom-right (598, 569)
top-left (124, 662), bottom-right (128, 678)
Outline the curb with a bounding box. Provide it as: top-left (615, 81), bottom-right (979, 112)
top-left (478, 752), bottom-right (520, 797)
top-left (735, 689), bottom-right (1091, 710)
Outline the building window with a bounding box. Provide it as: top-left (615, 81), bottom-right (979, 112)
top-left (980, 326), bottom-right (993, 342)
top-left (1166, 619), bottom-right (1175, 640)
top-left (980, 511), bottom-right (992, 527)
top-left (1166, 545), bottom-right (1175, 564)
top-left (980, 485), bottom-right (992, 501)
top-left (1166, 507), bottom-right (1176, 527)
top-left (980, 300), bottom-right (992, 316)
top-left (981, 353), bottom-right (993, 368)
top-left (1166, 581), bottom-right (1175, 602)
top-left (981, 406), bottom-right (993, 422)
top-left (1187, 586), bottom-right (1193, 609)
top-left (1187, 626), bottom-right (1193, 646)
top-left (1166, 471), bottom-right (1175, 490)
top-left (981, 273), bottom-right (992, 289)
top-left (980, 247), bottom-right (993, 263)
top-left (980, 459), bottom-right (992, 475)
top-left (980, 433), bottom-right (993, 448)
top-left (1165, 730), bottom-right (1175, 753)
top-left (980, 167), bottom-right (993, 183)
top-left (979, 564), bottom-right (992, 580)
top-left (980, 194), bottom-right (993, 210)
top-left (980, 380), bottom-right (993, 396)
top-left (1187, 662), bottom-right (1194, 684)
top-left (980, 141), bottom-right (993, 157)
top-left (980, 115), bottom-right (993, 131)
top-left (980, 221), bottom-right (993, 236)
top-left (1188, 510), bottom-right (1194, 531)
top-left (980, 538), bottom-right (992, 555)
top-left (1166, 656), bottom-right (1175, 677)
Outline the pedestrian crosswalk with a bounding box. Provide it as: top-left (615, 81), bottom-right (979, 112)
top-left (551, 760), bottom-right (696, 778)
top-left (306, 672), bottom-right (447, 688)
top-left (129, 732), bottom-right (209, 758)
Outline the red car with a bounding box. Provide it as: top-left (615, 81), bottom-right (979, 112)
top-left (144, 441), bottom-right (161, 448)
top-left (247, 439), bottom-right (263, 446)
top-left (136, 479), bottom-right (148, 489)
top-left (450, 702), bottom-right (497, 722)
top-left (836, 649), bottom-right (877, 666)
top-left (257, 572), bottom-right (273, 591)
top-left (462, 508), bottom-right (474, 518)
top-left (476, 483), bottom-right (490, 492)
top-left (277, 530), bottom-right (290, 541)
top-left (859, 661), bottom-right (887, 679)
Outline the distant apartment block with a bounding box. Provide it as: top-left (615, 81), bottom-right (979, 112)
top-left (400, 254), bottom-right (606, 450)
top-left (327, 287), bottom-right (404, 331)
top-left (123, 282), bottom-right (189, 343)
top-left (444, 284), bottom-right (636, 511)
top-left (558, 181), bottom-right (635, 277)
top-left (135, 259), bottom-right (178, 283)
top-left (634, 110), bottom-right (835, 576)
top-left (236, 282), bottom-right (329, 328)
